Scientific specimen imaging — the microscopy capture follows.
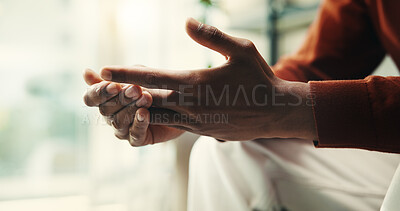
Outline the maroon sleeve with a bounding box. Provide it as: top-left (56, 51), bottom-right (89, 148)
top-left (273, 0), bottom-right (385, 82)
top-left (271, 0), bottom-right (400, 153)
top-left (310, 77), bottom-right (400, 153)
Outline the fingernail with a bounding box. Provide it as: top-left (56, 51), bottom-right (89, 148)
top-left (137, 113), bottom-right (145, 122)
top-left (135, 96), bottom-right (147, 107)
top-left (125, 86), bottom-right (139, 99)
top-left (187, 17), bottom-right (202, 31)
top-left (101, 69), bottom-right (112, 80)
top-left (106, 83), bottom-right (119, 95)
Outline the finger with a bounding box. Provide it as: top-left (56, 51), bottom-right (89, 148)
top-left (111, 92), bottom-right (152, 130)
top-left (104, 115), bottom-right (113, 126)
top-left (185, 18), bottom-right (244, 57)
top-left (99, 85), bottom-right (142, 116)
top-left (111, 103), bottom-right (137, 131)
top-left (83, 81), bottom-right (122, 106)
top-left (83, 68), bottom-right (103, 85)
top-left (143, 88), bottom-right (182, 109)
top-left (129, 108), bottom-right (151, 146)
top-left (114, 126), bottom-right (130, 140)
top-left (100, 65), bottom-right (202, 91)
top-left (115, 119), bottom-right (187, 142)
top-left (137, 91), bottom-right (153, 108)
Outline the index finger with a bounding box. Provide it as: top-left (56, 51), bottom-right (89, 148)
top-left (83, 68), bottom-right (103, 85)
top-left (100, 65), bottom-right (203, 91)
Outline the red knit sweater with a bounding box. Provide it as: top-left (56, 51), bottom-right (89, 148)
top-left (273, 0), bottom-right (400, 153)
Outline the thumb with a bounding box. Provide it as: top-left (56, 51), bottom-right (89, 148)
top-left (185, 18), bottom-right (242, 57)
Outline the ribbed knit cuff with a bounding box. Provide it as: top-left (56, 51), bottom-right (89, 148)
top-left (309, 80), bottom-right (377, 149)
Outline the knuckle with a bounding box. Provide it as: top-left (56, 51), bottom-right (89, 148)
top-left (129, 139), bottom-right (138, 147)
top-left (104, 116), bottom-right (113, 125)
top-left (129, 134), bottom-right (144, 147)
top-left (204, 25), bottom-right (223, 42)
top-left (241, 39), bottom-right (256, 52)
top-left (145, 72), bottom-right (158, 86)
top-left (83, 94), bottom-right (92, 106)
top-left (133, 121), bottom-right (147, 130)
top-left (114, 132), bottom-right (127, 140)
top-left (115, 93), bottom-right (125, 105)
top-left (127, 104), bottom-right (138, 114)
top-left (114, 123), bottom-right (123, 130)
top-left (143, 93), bottom-right (153, 108)
top-left (112, 116), bottom-right (123, 129)
top-left (99, 105), bottom-right (109, 116)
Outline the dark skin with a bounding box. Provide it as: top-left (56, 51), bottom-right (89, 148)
top-left (83, 18), bottom-right (316, 146)
top-left (83, 69), bottom-right (184, 146)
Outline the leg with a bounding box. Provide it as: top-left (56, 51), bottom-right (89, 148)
top-left (187, 136), bottom-right (400, 211)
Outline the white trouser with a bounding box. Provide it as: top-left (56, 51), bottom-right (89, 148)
top-left (187, 136), bottom-right (400, 211)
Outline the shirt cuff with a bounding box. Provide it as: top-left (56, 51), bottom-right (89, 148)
top-left (309, 80), bottom-right (377, 150)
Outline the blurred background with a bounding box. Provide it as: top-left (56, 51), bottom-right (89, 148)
top-left (0, 0), bottom-right (398, 210)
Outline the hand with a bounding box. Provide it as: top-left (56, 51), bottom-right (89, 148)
top-left (101, 19), bottom-right (316, 140)
top-left (99, 18), bottom-right (317, 141)
top-left (83, 69), bottom-right (184, 146)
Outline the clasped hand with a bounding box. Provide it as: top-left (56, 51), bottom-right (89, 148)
top-left (83, 18), bottom-right (316, 147)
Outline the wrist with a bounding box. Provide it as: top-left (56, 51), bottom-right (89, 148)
top-left (271, 80), bottom-right (317, 140)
